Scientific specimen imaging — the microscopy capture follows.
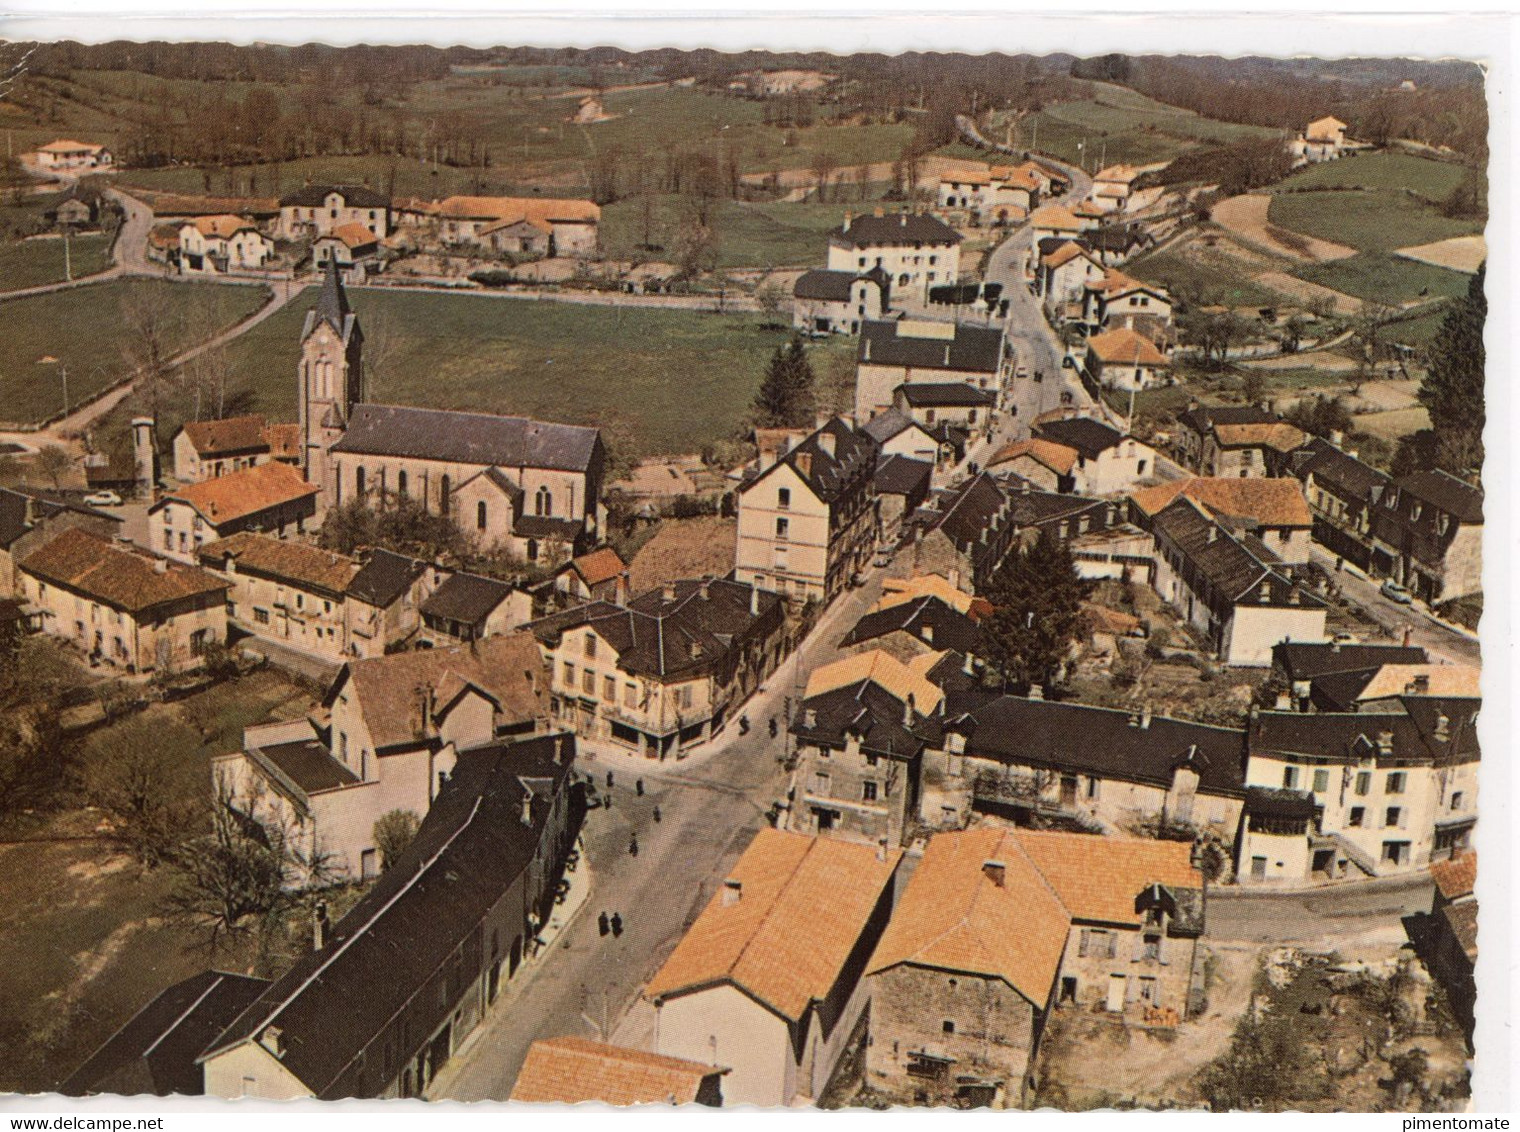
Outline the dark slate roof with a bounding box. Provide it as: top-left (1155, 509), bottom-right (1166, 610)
top-left (858, 320), bottom-right (1004, 374)
top-left (300, 261), bottom-right (361, 347)
top-left (1249, 710), bottom-right (1445, 765)
top-left (745, 417), bottom-right (878, 505)
top-left (874, 454), bottom-right (932, 498)
top-left (513, 514), bottom-right (585, 542)
top-left (528, 578), bottom-right (781, 682)
top-left (1176, 404), bottom-right (1277, 435)
top-left (1244, 785), bottom-right (1317, 821)
top-left (61, 971), bottom-right (271, 1097)
top-left (792, 679), bottom-right (943, 759)
top-left (1032, 417), bottom-right (1125, 460)
top-left (1272, 641), bottom-right (1428, 683)
top-left (839, 594), bottom-right (980, 654)
top-left (279, 183), bottom-right (390, 209)
top-left (1036, 235), bottom-right (1071, 258)
top-left (346, 548), bottom-right (429, 607)
top-left (927, 472), bottom-right (1011, 553)
top-left (1292, 436), bottom-right (1389, 503)
top-left (896, 382), bottom-right (996, 408)
top-left (1153, 497), bottom-right (1321, 609)
top-left (833, 212), bottom-right (961, 248)
top-left (793, 269), bottom-right (858, 302)
top-left (201, 735), bottom-right (576, 1099)
top-left (257, 737), bottom-right (361, 795)
top-left (0, 487), bottom-right (122, 549)
top-left (331, 404), bottom-right (601, 473)
top-left (1401, 697), bottom-right (1481, 766)
top-left (1397, 470), bottom-right (1483, 523)
top-left (420, 571), bottom-right (516, 626)
top-left (861, 408), bottom-right (925, 445)
top-left (1079, 224), bottom-right (1152, 254)
top-left (944, 690), bottom-right (1247, 796)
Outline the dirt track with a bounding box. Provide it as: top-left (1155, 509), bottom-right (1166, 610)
top-left (1212, 193), bottom-right (1358, 263)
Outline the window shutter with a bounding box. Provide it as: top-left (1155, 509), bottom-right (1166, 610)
top-left (1131, 931), bottom-right (1145, 962)
top-left (1079, 929), bottom-right (1091, 958)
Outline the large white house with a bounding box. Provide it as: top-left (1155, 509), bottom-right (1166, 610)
top-left (827, 210), bottom-right (961, 307)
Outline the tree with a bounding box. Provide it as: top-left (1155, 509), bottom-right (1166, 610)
top-left (318, 494), bottom-right (468, 562)
top-left (373, 809), bottom-right (421, 871)
top-left (752, 334), bottom-right (817, 429)
top-left (120, 285), bottom-right (185, 423)
top-left (1418, 264), bottom-right (1485, 469)
top-left (1285, 394), bottom-right (1354, 441)
top-left (755, 280), bottom-right (786, 329)
top-left (979, 531), bottom-right (1089, 691)
top-left (34, 444), bottom-right (73, 490)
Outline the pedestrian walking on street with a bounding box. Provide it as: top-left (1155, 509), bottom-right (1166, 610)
top-left (739, 714), bottom-right (750, 735)
top-left (598, 911), bottom-right (609, 937)
top-left (629, 835), bottom-right (639, 857)
top-left (652, 804), bottom-right (661, 823)
top-left (606, 770), bottom-right (614, 789)
top-left (769, 717), bottom-right (778, 739)
top-left (635, 778), bottom-right (644, 797)
top-left (610, 913), bottom-right (623, 938)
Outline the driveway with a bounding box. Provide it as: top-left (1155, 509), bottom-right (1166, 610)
top-left (1311, 547), bottom-right (1479, 666)
top-left (1207, 872), bottom-right (1434, 947)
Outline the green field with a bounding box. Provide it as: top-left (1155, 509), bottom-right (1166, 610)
top-left (1268, 189), bottom-right (1481, 254)
top-left (1291, 252), bottom-right (1470, 306)
top-left (1375, 307), bottom-right (1451, 349)
top-left (1274, 151), bottom-right (1473, 197)
top-left (0, 280), bottom-right (268, 426)
top-left (1126, 246), bottom-right (1282, 308)
top-left (107, 286), bottom-right (855, 459)
top-left (601, 194), bottom-right (865, 269)
top-left (0, 235), bottom-right (114, 292)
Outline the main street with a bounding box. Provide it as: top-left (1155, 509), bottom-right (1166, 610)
top-left (435, 569), bottom-right (891, 1101)
top-left (1312, 547), bottom-right (1480, 666)
top-left (1207, 872), bottom-right (1434, 946)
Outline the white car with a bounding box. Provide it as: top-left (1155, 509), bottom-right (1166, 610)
top-left (83, 490), bottom-right (122, 507)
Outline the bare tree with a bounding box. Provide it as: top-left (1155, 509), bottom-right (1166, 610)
top-left (359, 309), bottom-right (399, 403)
top-left (755, 279), bottom-right (786, 329)
top-left (34, 444), bottom-right (72, 490)
top-left (119, 286), bottom-right (184, 423)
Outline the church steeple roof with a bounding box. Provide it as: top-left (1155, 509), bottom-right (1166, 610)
top-left (301, 258), bottom-right (360, 347)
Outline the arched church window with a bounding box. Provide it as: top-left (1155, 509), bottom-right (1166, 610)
top-left (397, 470), bottom-right (409, 497)
top-left (477, 501), bottom-right (488, 531)
top-left (439, 475), bottom-right (451, 515)
top-left (355, 466), bottom-right (366, 496)
top-left (535, 486), bottom-right (552, 516)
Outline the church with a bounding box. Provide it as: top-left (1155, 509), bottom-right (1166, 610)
top-left (295, 262), bottom-right (607, 563)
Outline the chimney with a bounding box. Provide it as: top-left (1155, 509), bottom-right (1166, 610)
top-left (699, 575), bottom-right (712, 601)
top-left (902, 694), bottom-right (916, 727)
top-left (22, 495), bottom-right (37, 526)
top-left (873, 206), bottom-right (884, 218)
top-left (1434, 712), bottom-right (1450, 742)
top-left (520, 791), bottom-right (534, 826)
top-left (1028, 683), bottom-right (1043, 701)
top-left (876, 840), bottom-right (889, 863)
top-left (804, 708), bottom-right (818, 728)
top-left (1330, 638), bottom-right (1342, 653)
top-left (1141, 703), bottom-right (1152, 730)
top-left (555, 734), bottom-right (567, 764)
top-left (615, 571), bottom-right (629, 606)
top-left (1206, 526), bottom-right (1218, 544)
top-left (817, 430), bottom-right (836, 459)
top-left (1376, 730), bottom-right (1394, 757)
top-left (1259, 581), bottom-right (1272, 603)
top-left (721, 878), bottom-right (742, 907)
top-left (900, 212), bottom-right (907, 226)
top-left (1328, 430), bottom-right (1344, 448)
top-left (864, 336), bottom-right (872, 362)
top-left (943, 344), bottom-right (951, 366)
top-left (312, 900), bottom-right (330, 950)
top-left (843, 210), bottom-right (853, 229)
top-left (795, 451), bottom-right (813, 478)
top-left (982, 859), bottom-right (1006, 887)
top-left (749, 585), bottom-right (760, 617)
top-left (154, 557), bottom-right (169, 574)
top-left (662, 582), bottom-right (676, 602)
top-left (261, 1026), bottom-right (286, 1059)
top-left (1408, 673), bottom-right (1430, 696)
top-left (963, 651), bottom-right (976, 676)
top-left (920, 623), bottom-right (934, 644)
top-left (1275, 691), bottom-right (1292, 710)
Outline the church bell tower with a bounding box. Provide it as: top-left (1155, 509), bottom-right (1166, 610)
top-left (298, 259), bottom-right (364, 500)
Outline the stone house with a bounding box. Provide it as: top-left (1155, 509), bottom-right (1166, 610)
top-left (862, 409), bottom-right (956, 481)
top-left (1083, 327), bottom-right (1171, 392)
top-left (925, 691), bottom-right (1246, 842)
top-left (1423, 851), bottom-right (1476, 1040)
top-left (1288, 434), bottom-right (1387, 573)
top-left (395, 195), bottom-right (600, 258)
top-left (1150, 496), bottom-right (1327, 667)
top-left (343, 549), bottom-right (438, 659)
top-left (865, 828), bottom-right (1069, 1109)
top-left (277, 184), bottom-right (390, 241)
top-left (176, 215), bottom-right (273, 274)
top-left (1037, 240), bottom-right (1106, 321)
top-left (1367, 470), bottom-right (1484, 603)
top-left (1030, 416), bottom-right (1159, 497)
top-left (172, 415), bottom-right (301, 483)
top-left (17, 527), bottom-right (227, 673)
top-left (1130, 476), bottom-right (1314, 566)
top-left (418, 571), bottom-right (532, 647)
top-left (511, 1038), bottom-right (727, 1107)
top-left (312, 222), bottom-right (380, 271)
top-left (873, 455), bottom-right (933, 539)
top-left (1292, 116), bottom-right (1348, 164)
top-left (986, 438), bottom-right (1079, 493)
top-left (32, 139), bottom-right (113, 171)
top-left (892, 382), bottom-right (997, 446)
top-left (197, 532), bottom-right (358, 662)
top-left (0, 487), bottom-right (123, 594)
top-left (1090, 164), bottom-right (1145, 213)
top-left (644, 829), bottom-right (903, 1108)
top-left (553, 547), bottom-right (629, 604)
top-left (1077, 223), bottom-right (1155, 267)
top-left (1176, 404), bottom-right (1305, 479)
top-left (201, 736), bottom-right (580, 1100)
top-left (1239, 699), bottom-right (1479, 883)
top-left (214, 631), bottom-right (548, 880)
top-left (936, 165), bottom-right (1040, 225)
top-left (1269, 640), bottom-right (1430, 713)
top-left (791, 267), bottom-right (890, 336)
top-left (837, 582), bottom-right (982, 665)
top-left (1081, 270), bottom-right (1173, 342)
top-left (788, 650), bottom-right (949, 847)
top-left (826, 210), bottom-right (961, 307)
top-left (855, 319), bottom-right (1009, 424)
top-left (528, 577), bottom-right (784, 758)
top-left (150, 462), bottom-right (320, 564)
top-left (734, 417), bottom-right (879, 606)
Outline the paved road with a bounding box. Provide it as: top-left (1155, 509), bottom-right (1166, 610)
top-left (1207, 873), bottom-right (1434, 945)
top-left (436, 571), bottom-right (889, 1100)
top-left (1312, 547), bottom-right (1480, 666)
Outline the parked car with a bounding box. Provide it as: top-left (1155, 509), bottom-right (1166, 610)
top-left (1379, 580), bottom-right (1414, 605)
top-left (1330, 631), bottom-right (1360, 645)
top-left (83, 490), bottom-right (122, 507)
top-left (1015, 365), bottom-right (1030, 380)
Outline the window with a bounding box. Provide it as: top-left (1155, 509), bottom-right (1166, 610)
top-left (295, 594), bottom-right (305, 611)
top-left (477, 501), bottom-right (488, 531)
top-left (1381, 841), bottom-right (1410, 866)
top-left (581, 669), bottom-right (595, 695)
top-left (624, 682), bottom-right (637, 708)
top-left (941, 1020), bottom-right (956, 1034)
top-left (584, 633), bottom-right (597, 659)
top-left (603, 675), bottom-right (615, 702)
top-left (355, 466), bottom-right (366, 495)
top-left (1450, 791), bottom-right (1464, 811)
top-left (678, 685), bottom-right (694, 710)
top-left (1386, 772), bottom-right (1406, 794)
top-left (1312, 769), bottom-right (1330, 794)
top-left (562, 661), bottom-right (574, 686)
top-left (1349, 806), bottom-right (1365, 827)
top-left (777, 487), bottom-right (791, 510)
top-left (339, 732), bottom-right (349, 761)
top-left (535, 486), bottom-right (552, 516)
top-left (254, 608), bottom-right (270, 625)
top-left (1138, 459), bottom-right (1147, 475)
top-left (1355, 771), bottom-right (1371, 796)
top-left (1282, 766), bottom-right (1299, 790)
top-left (439, 475), bottom-right (451, 515)
top-left (862, 781), bottom-right (878, 802)
top-left (775, 517), bottom-right (789, 541)
top-left (1385, 806), bottom-right (1402, 828)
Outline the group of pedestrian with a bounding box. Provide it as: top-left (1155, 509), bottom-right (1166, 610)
top-left (597, 911), bottom-right (624, 938)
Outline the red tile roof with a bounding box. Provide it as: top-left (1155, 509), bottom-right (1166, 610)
top-left (159, 462), bottom-right (318, 525)
top-left (20, 527), bottom-right (227, 613)
top-left (510, 1037), bottom-right (723, 1106)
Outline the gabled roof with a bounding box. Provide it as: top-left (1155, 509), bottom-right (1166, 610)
top-left (1028, 204), bottom-right (1084, 232)
top-left (318, 222), bottom-right (378, 250)
top-left (1131, 477), bottom-right (1312, 528)
top-left (331, 404), bottom-right (601, 473)
top-left (1043, 241), bottom-right (1097, 270)
top-left (858, 320), bottom-right (1005, 375)
top-left (873, 454), bottom-right (933, 498)
top-left (839, 594), bottom-right (980, 656)
top-left (793, 674), bottom-right (944, 760)
top-left (804, 648), bottom-right (945, 713)
top-left (419, 571), bottom-right (518, 627)
top-left (861, 408), bottom-right (933, 446)
top-left (866, 828), bottom-right (1069, 1004)
top-left (61, 971), bottom-right (271, 1098)
top-left (279, 183), bottom-right (389, 209)
top-left (564, 546), bottom-right (627, 588)
top-left (1354, 663), bottom-right (1481, 704)
top-left (38, 139), bottom-right (107, 154)
top-left (1152, 496), bottom-right (1320, 609)
top-left (177, 414), bottom-right (270, 458)
top-left (303, 259), bottom-right (360, 345)
top-left (1271, 640), bottom-right (1427, 682)
top-left (20, 528), bottom-right (228, 614)
top-left (1248, 708), bottom-right (1475, 766)
top-left (876, 573), bottom-right (976, 615)
top-left (197, 532), bottom-right (358, 597)
top-left (1429, 851), bottom-right (1476, 902)
top-left (793, 268), bottom-right (872, 302)
top-left (988, 438), bottom-right (1078, 477)
top-left (154, 462), bottom-right (318, 527)
top-left (1176, 403), bottom-right (1278, 435)
top-left (331, 632), bottom-right (545, 748)
top-left (1305, 116), bottom-right (1347, 140)
top-left (833, 212), bottom-right (960, 248)
top-left (510, 1037), bottom-right (724, 1106)
top-left (424, 194), bottom-right (600, 226)
top-left (0, 487), bottom-right (121, 550)
top-left (1213, 421), bottom-right (1306, 453)
top-left (202, 738), bottom-right (574, 1099)
top-left (345, 548), bottom-right (429, 607)
top-left (186, 214), bottom-right (259, 239)
top-left (944, 689), bottom-right (1246, 797)
top-left (643, 829), bottom-right (901, 1021)
top-left (1396, 469), bottom-right (1483, 523)
top-left (742, 417), bottom-right (878, 506)
top-left (1087, 327), bottom-right (1168, 366)
top-left (895, 382), bottom-right (995, 408)
top-left (1292, 436), bottom-right (1390, 502)
top-left (1032, 417), bottom-right (1125, 460)
top-left (1011, 829), bottom-right (1203, 928)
